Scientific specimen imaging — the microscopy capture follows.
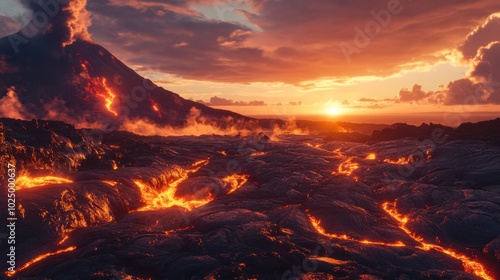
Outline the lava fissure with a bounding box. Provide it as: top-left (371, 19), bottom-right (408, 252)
top-left (382, 202), bottom-right (494, 280)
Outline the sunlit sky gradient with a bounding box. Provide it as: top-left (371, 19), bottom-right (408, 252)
top-left (1, 0), bottom-right (500, 124)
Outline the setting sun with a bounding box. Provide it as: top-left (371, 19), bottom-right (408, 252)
top-left (326, 107), bottom-right (341, 115)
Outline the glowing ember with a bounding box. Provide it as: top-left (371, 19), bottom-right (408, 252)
top-left (6, 246), bottom-right (76, 276)
top-left (365, 153), bottom-right (377, 160)
top-left (250, 151), bottom-right (266, 157)
top-left (135, 159), bottom-right (213, 211)
top-left (16, 175), bottom-right (73, 190)
top-left (333, 158), bottom-right (359, 180)
top-left (222, 174), bottom-right (250, 194)
top-left (383, 156), bottom-right (412, 165)
top-left (309, 215), bottom-right (405, 247)
top-left (382, 202), bottom-right (494, 280)
top-left (152, 105), bottom-right (159, 112)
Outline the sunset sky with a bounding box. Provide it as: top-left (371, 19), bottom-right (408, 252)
top-left (1, 0), bottom-right (499, 124)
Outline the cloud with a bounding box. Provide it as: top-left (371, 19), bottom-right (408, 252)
top-left (288, 101), bottom-right (302, 106)
top-left (197, 96), bottom-right (267, 106)
top-left (444, 42), bottom-right (500, 105)
top-left (396, 42), bottom-right (500, 105)
top-left (393, 12), bottom-right (500, 106)
top-left (83, 0), bottom-right (500, 84)
top-left (358, 98), bottom-right (378, 102)
top-left (397, 84), bottom-right (432, 103)
top-left (459, 13), bottom-right (500, 60)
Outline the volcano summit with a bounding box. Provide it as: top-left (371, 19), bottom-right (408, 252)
top-left (0, 0), bottom-right (253, 131)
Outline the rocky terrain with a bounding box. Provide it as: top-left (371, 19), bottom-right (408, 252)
top-left (1, 118), bottom-right (499, 279)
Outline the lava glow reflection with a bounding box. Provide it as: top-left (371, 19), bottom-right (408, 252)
top-left (382, 202), bottom-right (494, 280)
top-left (16, 175), bottom-right (73, 189)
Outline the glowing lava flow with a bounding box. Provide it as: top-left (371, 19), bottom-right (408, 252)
top-left (333, 158), bottom-right (359, 181)
top-left (16, 175), bottom-right (73, 190)
top-left (100, 78), bottom-right (118, 116)
top-left (365, 153), bottom-right (377, 160)
top-left (57, 235), bottom-right (70, 245)
top-left (134, 159), bottom-right (213, 211)
top-left (79, 60), bottom-right (118, 116)
top-left (222, 174), bottom-right (249, 194)
top-left (5, 246), bottom-right (76, 277)
top-left (383, 156), bottom-right (412, 165)
top-left (309, 215), bottom-right (405, 247)
top-left (306, 143), bottom-right (322, 148)
top-left (382, 202), bottom-right (494, 280)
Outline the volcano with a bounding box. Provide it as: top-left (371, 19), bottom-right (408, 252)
top-left (1, 2), bottom-right (500, 280)
top-left (0, 16), bottom-right (251, 130)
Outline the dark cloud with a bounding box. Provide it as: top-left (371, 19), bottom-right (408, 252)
top-left (396, 42), bottom-right (500, 105)
top-left (397, 84), bottom-right (431, 103)
top-left (196, 96), bottom-right (266, 106)
top-left (459, 13), bottom-right (500, 60)
top-left (445, 42), bottom-right (500, 105)
top-left (82, 0), bottom-right (500, 84)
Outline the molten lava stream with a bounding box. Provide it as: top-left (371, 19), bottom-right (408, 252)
top-left (79, 59), bottom-right (118, 116)
top-left (383, 156), bottom-right (412, 165)
top-left (382, 202), bottom-right (494, 280)
top-left (5, 246), bottom-right (76, 277)
top-left (99, 78), bottom-right (118, 116)
top-left (222, 174), bottom-right (249, 194)
top-left (16, 175), bottom-right (73, 190)
top-left (309, 215), bottom-right (405, 247)
top-left (333, 158), bottom-right (359, 181)
top-left (134, 159), bottom-right (215, 211)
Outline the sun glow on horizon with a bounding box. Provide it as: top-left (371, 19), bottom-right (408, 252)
top-left (326, 107), bottom-right (342, 116)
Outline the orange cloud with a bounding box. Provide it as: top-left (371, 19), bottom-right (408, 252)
top-left (85, 0), bottom-right (500, 84)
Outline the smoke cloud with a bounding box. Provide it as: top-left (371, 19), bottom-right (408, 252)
top-left (197, 96), bottom-right (267, 107)
top-left (18, 0), bottom-right (92, 46)
top-left (0, 87), bottom-right (34, 120)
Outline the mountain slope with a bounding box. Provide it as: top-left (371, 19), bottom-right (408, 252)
top-left (0, 32), bottom-right (253, 129)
